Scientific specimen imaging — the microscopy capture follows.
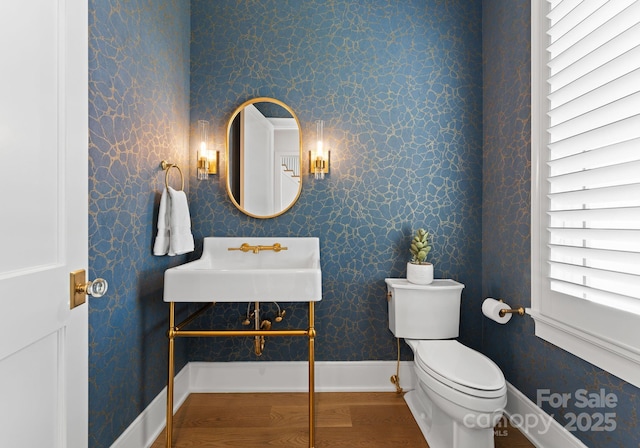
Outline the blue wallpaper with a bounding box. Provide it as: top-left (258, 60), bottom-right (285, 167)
top-left (84, 0), bottom-right (639, 446)
top-left (481, 0), bottom-right (639, 446)
top-left (88, 0), bottom-right (191, 446)
top-left (188, 0), bottom-right (484, 362)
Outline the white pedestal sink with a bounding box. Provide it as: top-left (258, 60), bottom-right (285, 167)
top-left (162, 237), bottom-right (322, 448)
top-left (163, 237), bottom-right (322, 302)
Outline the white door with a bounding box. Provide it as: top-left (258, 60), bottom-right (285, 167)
top-left (242, 105), bottom-right (275, 215)
top-left (0, 0), bottom-right (90, 447)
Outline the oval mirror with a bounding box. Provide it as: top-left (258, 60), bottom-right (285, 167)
top-left (225, 98), bottom-right (302, 218)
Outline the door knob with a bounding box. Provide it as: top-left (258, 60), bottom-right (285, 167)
top-left (70, 269), bottom-right (109, 309)
top-left (77, 278), bottom-right (108, 297)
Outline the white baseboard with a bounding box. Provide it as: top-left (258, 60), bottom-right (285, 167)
top-left (110, 360), bottom-right (415, 448)
top-left (110, 365), bottom-right (190, 448)
top-left (189, 360), bottom-right (416, 392)
top-left (503, 382), bottom-right (589, 448)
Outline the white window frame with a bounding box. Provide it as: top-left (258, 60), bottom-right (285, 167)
top-left (530, 0), bottom-right (640, 388)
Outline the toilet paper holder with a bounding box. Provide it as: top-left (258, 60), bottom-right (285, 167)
top-left (497, 299), bottom-right (525, 317)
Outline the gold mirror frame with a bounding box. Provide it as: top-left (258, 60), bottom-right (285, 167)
top-left (225, 97), bottom-right (303, 219)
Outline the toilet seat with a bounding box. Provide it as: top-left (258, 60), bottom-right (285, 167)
top-left (410, 340), bottom-right (506, 399)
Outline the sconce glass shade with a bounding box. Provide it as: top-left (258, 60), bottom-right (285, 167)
top-left (312, 120), bottom-right (329, 179)
top-left (197, 120), bottom-right (210, 180)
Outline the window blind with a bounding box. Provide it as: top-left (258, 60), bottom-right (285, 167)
top-left (546, 0), bottom-right (640, 313)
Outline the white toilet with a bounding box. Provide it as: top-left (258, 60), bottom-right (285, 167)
top-left (385, 278), bottom-right (507, 448)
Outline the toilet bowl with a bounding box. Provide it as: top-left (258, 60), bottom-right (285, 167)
top-left (385, 278), bottom-right (507, 448)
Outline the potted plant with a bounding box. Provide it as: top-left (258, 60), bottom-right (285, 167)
top-left (407, 228), bottom-right (433, 284)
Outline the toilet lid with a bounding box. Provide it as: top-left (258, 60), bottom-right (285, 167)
top-left (414, 340), bottom-right (506, 398)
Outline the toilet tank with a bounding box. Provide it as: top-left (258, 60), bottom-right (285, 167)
top-left (385, 278), bottom-right (465, 339)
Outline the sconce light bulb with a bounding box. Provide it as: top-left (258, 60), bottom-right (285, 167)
top-left (314, 119), bottom-right (326, 179)
top-left (316, 120), bottom-right (324, 155)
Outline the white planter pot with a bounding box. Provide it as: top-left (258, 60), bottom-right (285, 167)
top-left (406, 262), bottom-right (434, 285)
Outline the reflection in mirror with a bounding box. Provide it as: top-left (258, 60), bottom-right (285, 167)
top-left (226, 98), bottom-right (302, 218)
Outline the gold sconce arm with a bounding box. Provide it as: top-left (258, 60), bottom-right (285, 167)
top-left (309, 150), bottom-right (330, 174)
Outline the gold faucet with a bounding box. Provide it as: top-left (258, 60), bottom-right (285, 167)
top-left (228, 243), bottom-right (288, 254)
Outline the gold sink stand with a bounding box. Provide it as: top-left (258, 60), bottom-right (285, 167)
top-left (165, 301), bottom-right (316, 448)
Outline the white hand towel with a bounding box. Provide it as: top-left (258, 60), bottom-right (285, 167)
top-left (167, 186), bottom-right (195, 256)
top-left (153, 188), bottom-right (170, 255)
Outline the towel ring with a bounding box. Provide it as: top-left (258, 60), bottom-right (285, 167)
top-left (160, 160), bottom-right (184, 191)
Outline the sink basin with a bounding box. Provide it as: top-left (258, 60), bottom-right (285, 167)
top-left (163, 237), bottom-right (322, 302)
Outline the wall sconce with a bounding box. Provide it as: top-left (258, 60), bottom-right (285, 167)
top-left (309, 120), bottom-right (329, 179)
top-left (197, 120), bottom-right (218, 179)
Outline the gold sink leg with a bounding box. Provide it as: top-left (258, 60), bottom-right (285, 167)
top-left (309, 301), bottom-right (316, 448)
top-left (164, 300), bottom-right (315, 447)
top-left (166, 301), bottom-right (175, 448)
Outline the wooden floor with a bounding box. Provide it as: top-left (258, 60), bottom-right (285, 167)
top-left (151, 392), bottom-right (535, 448)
